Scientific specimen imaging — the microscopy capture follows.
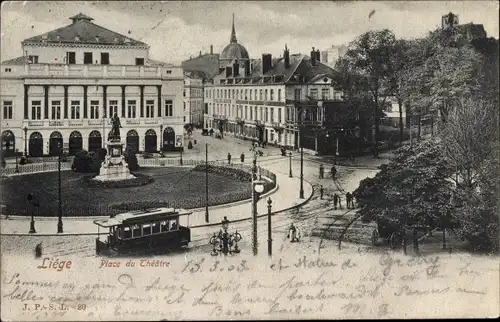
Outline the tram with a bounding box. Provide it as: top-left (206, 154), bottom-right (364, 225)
top-left (93, 207), bottom-right (192, 256)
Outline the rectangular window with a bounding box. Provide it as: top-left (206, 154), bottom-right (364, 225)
top-left (310, 88), bottom-right (318, 100)
top-left (108, 100), bottom-right (118, 117)
top-left (70, 100), bottom-right (80, 119)
top-left (135, 58), bottom-right (145, 66)
top-left (204, 103), bottom-right (208, 114)
top-left (294, 89), bottom-right (301, 101)
top-left (322, 88), bottom-right (329, 100)
top-left (259, 107), bottom-right (263, 121)
top-left (249, 90), bottom-right (252, 100)
top-left (270, 108), bottom-right (274, 123)
top-left (270, 89), bottom-right (274, 101)
top-left (278, 108), bottom-right (282, 123)
top-left (100, 52), bottom-right (109, 65)
top-left (254, 90), bottom-right (258, 101)
top-left (83, 52), bottom-right (93, 64)
top-left (90, 100), bottom-right (100, 119)
top-left (183, 90), bottom-right (186, 97)
top-left (127, 100), bottom-right (137, 118)
top-left (265, 89), bottom-right (268, 101)
top-left (31, 100), bottom-right (41, 120)
top-left (3, 101), bottom-right (13, 119)
top-left (278, 89), bottom-right (282, 101)
top-left (245, 106), bottom-right (248, 119)
top-left (244, 89), bottom-right (248, 100)
top-left (259, 90), bottom-right (263, 101)
top-left (254, 106), bottom-right (257, 120)
top-left (28, 55), bottom-right (38, 64)
top-left (265, 108), bottom-right (269, 123)
top-left (66, 52), bottom-right (76, 64)
top-left (146, 100), bottom-right (155, 118)
top-left (164, 100), bottom-right (173, 116)
top-left (51, 100), bottom-right (61, 120)
top-left (250, 106), bottom-right (253, 120)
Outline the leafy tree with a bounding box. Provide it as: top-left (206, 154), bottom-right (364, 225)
top-left (72, 150), bottom-right (97, 173)
top-left (341, 29), bottom-right (397, 157)
top-left (124, 146), bottom-right (139, 171)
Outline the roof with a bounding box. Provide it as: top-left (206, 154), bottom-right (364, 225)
top-left (221, 43), bottom-right (249, 60)
top-left (1, 56), bottom-right (26, 65)
top-left (212, 53), bottom-right (336, 85)
top-left (22, 13), bottom-right (148, 47)
top-left (146, 58), bottom-right (174, 67)
top-left (93, 207), bottom-right (192, 228)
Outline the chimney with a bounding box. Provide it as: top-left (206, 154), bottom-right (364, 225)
top-left (284, 44), bottom-right (290, 69)
top-left (210, 45), bottom-right (213, 54)
top-left (199, 50), bottom-right (202, 57)
top-left (316, 50), bottom-right (321, 63)
top-left (310, 47), bottom-right (316, 66)
top-left (233, 60), bottom-right (240, 77)
top-left (226, 66), bottom-right (232, 77)
top-left (261, 54), bottom-right (272, 75)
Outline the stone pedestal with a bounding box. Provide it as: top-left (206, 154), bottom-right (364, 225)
top-left (94, 140), bottom-right (136, 181)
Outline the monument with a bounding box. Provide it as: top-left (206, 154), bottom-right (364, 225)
top-left (93, 113), bottom-right (136, 181)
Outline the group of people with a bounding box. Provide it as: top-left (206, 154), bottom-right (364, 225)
top-left (319, 164), bottom-right (337, 180)
top-left (319, 186), bottom-right (356, 209)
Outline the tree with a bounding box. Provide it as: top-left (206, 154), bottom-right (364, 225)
top-left (124, 146), bottom-right (139, 171)
top-left (341, 29), bottom-right (397, 157)
top-left (390, 39), bottom-right (411, 145)
top-left (354, 139), bottom-right (454, 252)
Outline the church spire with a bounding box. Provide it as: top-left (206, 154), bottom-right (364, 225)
top-left (230, 13), bottom-right (238, 44)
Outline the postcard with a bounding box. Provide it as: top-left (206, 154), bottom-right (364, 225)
top-left (1, 1), bottom-right (499, 320)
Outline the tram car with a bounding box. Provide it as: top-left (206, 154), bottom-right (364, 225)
top-left (93, 207), bottom-right (192, 256)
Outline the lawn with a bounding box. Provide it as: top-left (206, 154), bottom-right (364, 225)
top-left (2, 167), bottom-right (256, 217)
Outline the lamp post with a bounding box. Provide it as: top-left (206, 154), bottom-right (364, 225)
top-left (15, 149), bottom-right (19, 173)
top-left (267, 197), bottom-right (273, 256)
top-left (209, 216), bottom-right (242, 256)
top-left (160, 124), bottom-right (163, 151)
top-left (252, 174), bottom-right (265, 256)
top-left (27, 193), bottom-right (36, 233)
top-left (288, 152), bottom-right (292, 178)
top-left (57, 141), bottom-right (63, 233)
top-left (205, 143), bottom-right (209, 223)
top-left (299, 138), bottom-right (304, 199)
top-left (23, 127), bottom-right (28, 156)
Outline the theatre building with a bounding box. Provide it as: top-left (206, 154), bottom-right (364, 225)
top-left (0, 13), bottom-right (184, 157)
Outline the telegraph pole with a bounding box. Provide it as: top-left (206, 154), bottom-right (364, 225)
top-left (252, 157), bottom-right (258, 256)
top-left (57, 142), bottom-right (63, 233)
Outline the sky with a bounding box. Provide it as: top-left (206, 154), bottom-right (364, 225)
top-left (1, 1), bottom-right (498, 65)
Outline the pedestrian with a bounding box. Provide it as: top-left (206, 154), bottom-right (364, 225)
top-left (319, 164), bottom-right (324, 179)
top-left (227, 152), bottom-right (232, 165)
top-left (333, 194), bottom-right (339, 210)
top-left (240, 153), bottom-right (245, 163)
top-left (350, 151), bottom-right (355, 163)
top-left (331, 165), bottom-right (337, 180)
top-left (338, 195), bottom-right (343, 210)
top-left (346, 192), bottom-right (352, 209)
top-left (320, 185), bottom-right (324, 200)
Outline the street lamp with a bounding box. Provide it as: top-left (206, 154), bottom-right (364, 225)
top-left (252, 179), bottom-right (265, 256)
top-left (57, 141), bottom-right (63, 233)
top-left (27, 193), bottom-right (36, 233)
top-left (15, 149), bottom-right (19, 173)
top-left (299, 135), bottom-right (304, 199)
top-left (160, 124), bottom-right (163, 151)
top-left (23, 127), bottom-right (28, 157)
top-left (267, 197), bottom-right (273, 256)
top-left (289, 152), bottom-right (293, 178)
top-left (209, 216), bottom-right (242, 256)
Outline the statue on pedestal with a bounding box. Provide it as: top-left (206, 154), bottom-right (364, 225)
top-left (109, 113), bottom-right (122, 141)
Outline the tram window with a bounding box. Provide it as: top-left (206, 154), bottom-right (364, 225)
top-left (170, 220), bottom-right (178, 230)
top-left (142, 224), bottom-right (152, 236)
top-left (132, 224), bottom-right (141, 238)
top-left (123, 227), bottom-right (132, 239)
top-left (152, 222), bottom-right (160, 234)
top-left (161, 221), bottom-right (169, 232)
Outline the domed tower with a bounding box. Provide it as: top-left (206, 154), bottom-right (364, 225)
top-left (219, 14), bottom-right (250, 69)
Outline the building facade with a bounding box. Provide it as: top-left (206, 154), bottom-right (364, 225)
top-left (183, 71), bottom-right (205, 126)
top-left (320, 44), bottom-right (348, 69)
top-left (0, 13), bottom-right (184, 157)
top-left (203, 17), bottom-right (343, 152)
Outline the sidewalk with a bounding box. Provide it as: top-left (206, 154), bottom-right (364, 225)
top-left (0, 170), bottom-right (313, 236)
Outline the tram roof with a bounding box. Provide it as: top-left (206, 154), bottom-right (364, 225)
top-left (93, 207), bottom-right (192, 228)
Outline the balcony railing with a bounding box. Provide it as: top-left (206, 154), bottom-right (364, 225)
top-left (68, 120), bottom-right (84, 126)
top-left (88, 120), bottom-right (104, 126)
top-left (1, 64), bottom-right (182, 79)
top-left (19, 118), bottom-right (177, 127)
top-left (125, 119), bottom-right (141, 125)
top-left (27, 120), bottom-right (44, 127)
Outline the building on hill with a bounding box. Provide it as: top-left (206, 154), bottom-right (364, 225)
top-left (441, 12), bottom-right (488, 41)
top-left (0, 13), bottom-right (184, 157)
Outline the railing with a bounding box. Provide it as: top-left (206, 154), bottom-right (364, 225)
top-left (68, 120), bottom-right (84, 126)
top-left (88, 120), bottom-right (104, 126)
top-left (1, 161), bottom-right (71, 176)
top-left (27, 121), bottom-right (44, 127)
top-left (1, 64), bottom-right (183, 79)
top-left (125, 119), bottom-right (140, 125)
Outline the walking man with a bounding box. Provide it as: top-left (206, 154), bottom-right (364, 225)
top-left (240, 153), bottom-right (245, 164)
top-left (319, 164), bottom-right (324, 179)
top-left (346, 192), bottom-right (352, 209)
top-left (338, 195), bottom-right (343, 210)
top-left (320, 185), bottom-right (324, 200)
top-left (227, 152), bottom-right (232, 165)
top-left (333, 194), bottom-right (339, 210)
top-left (331, 165), bottom-right (337, 180)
